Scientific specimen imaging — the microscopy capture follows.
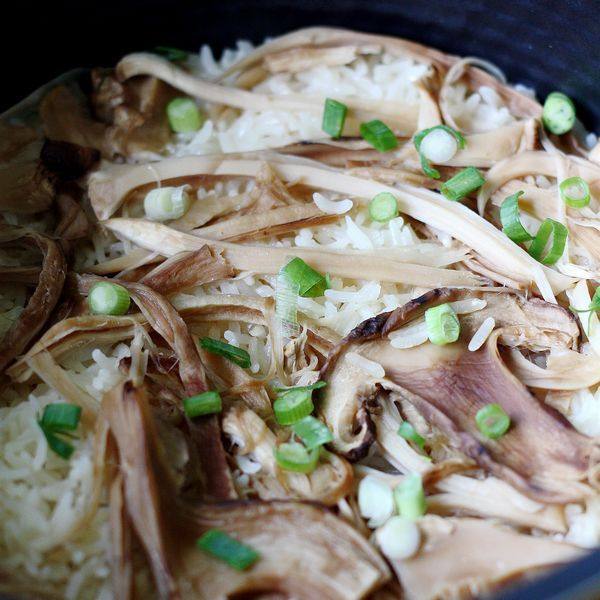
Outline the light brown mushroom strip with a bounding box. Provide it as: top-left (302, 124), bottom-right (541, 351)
top-left (88, 156), bottom-right (571, 300)
top-left (506, 341), bottom-right (600, 390)
top-left (222, 404), bottom-right (354, 505)
top-left (108, 473), bottom-right (133, 600)
top-left (27, 351), bottom-right (99, 417)
top-left (193, 203), bottom-right (338, 241)
top-left (390, 516), bottom-right (581, 600)
top-left (104, 218), bottom-right (482, 289)
top-left (116, 53), bottom-right (418, 135)
top-left (263, 44), bottom-right (381, 73)
top-left (139, 246), bottom-right (233, 294)
top-left (103, 382), bottom-right (180, 599)
top-left (0, 229), bottom-right (66, 371)
top-left (478, 150), bottom-right (600, 214)
top-left (7, 314), bottom-right (145, 383)
top-left (427, 474), bottom-right (566, 533)
top-left (217, 27), bottom-right (541, 121)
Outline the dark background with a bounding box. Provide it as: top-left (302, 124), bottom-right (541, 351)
top-left (4, 1), bottom-right (600, 598)
top-left (4, 0), bottom-right (600, 131)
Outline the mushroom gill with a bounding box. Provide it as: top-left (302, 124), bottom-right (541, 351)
top-left (319, 289), bottom-right (594, 503)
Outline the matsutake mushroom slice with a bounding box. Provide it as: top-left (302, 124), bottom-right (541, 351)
top-left (390, 516), bottom-right (582, 600)
top-left (105, 381), bottom-right (390, 599)
top-left (222, 404), bottom-right (354, 505)
top-left (0, 228), bottom-right (66, 371)
top-left (320, 289), bottom-right (595, 503)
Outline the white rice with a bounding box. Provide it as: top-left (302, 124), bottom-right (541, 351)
top-left (0, 343), bottom-right (129, 598)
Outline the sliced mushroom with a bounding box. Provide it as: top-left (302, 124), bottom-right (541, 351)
top-left (222, 404), bottom-right (354, 505)
top-left (320, 289), bottom-right (594, 503)
top-left (91, 69), bottom-right (178, 157)
top-left (263, 44), bottom-right (381, 73)
top-left (390, 516), bottom-right (582, 600)
top-left (89, 155), bottom-right (570, 300)
top-left (139, 246), bottom-right (233, 295)
top-left (0, 228), bottom-right (66, 371)
top-left (105, 381), bottom-right (390, 599)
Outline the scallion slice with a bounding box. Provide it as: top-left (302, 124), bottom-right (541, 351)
top-left (274, 442), bottom-right (320, 473)
top-left (40, 403), bottom-right (81, 432)
top-left (166, 97), bottom-right (203, 133)
top-left (500, 191), bottom-right (534, 243)
top-left (397, 421), bottom-right (425, 450)
top-left (281, 257), bottom-right (328, 298)
top-left (360, 119), bottom-right (398, 153)
top-left (88, 282), bottom-right (131, 316)
top-left (475, 403), bottom-right (511, 439)
top-left (199, 337), bottom-right (251, 368)
top-left (425, 303), bottom-right (460, 346)
top-left (322, 99), bottom-right (348, 139)
top-left (273, 381), bottom-right (326, 394)
top-left (292, 416), bottom-right (333, 450)
top-left (369, 192), bottom-right (399, 222)
top-left (393, 473), bottom-right (427, 519)
top-left (273, 388), bottom-right (314, 425)
top-left (414, 125), bottom-right (466, 179)
top-left (183, 390), bottom-right (222, 418)
top-left (528, 218), bottom-right (568, 265)
top-left (440, 167), bottom-right (485, 201)
top-left (196, 529), bottom-right (259, 571)
top-left (570, 287), bottom-right (600, 314)
top-left (560, 176), bottom-right (590, 209)
top-left (42, 429), bottom-right (76, 460)
top-left (542, 92), bottom-right (576, 135)
top-left (153, 46), bottom-right (189, 62)
top-left (144, 185), bottom-right (191, 221)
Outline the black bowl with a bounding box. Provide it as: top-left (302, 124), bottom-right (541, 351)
top-left (4, 1), bottom-right (600, 598)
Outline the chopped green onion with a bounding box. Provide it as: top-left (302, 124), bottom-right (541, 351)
top-left (292, 416), bottom-right (333, 450)
top-left (359, 119), bottom-right (398, 153)
top-left (275, 267), bottom-right (300, 329)
top-left (37, 403), bottom-right (82, 460)
top-left (500, 191), bottom-right (534, 243)
top-left (542, 92), bottom-right (576, 135)
top-left (560, 176), bottom-right (590, 209)
top-left (397, 421), bottom-right (425, 450)
top-left (183, 390), bottom-right (222, 418)
top-left (273, 388), bottom-right (314, 425)
top-left (528, 218), bottom-right (568, 265)
top-left (153, 46), bottom-right (189, 62)
top-left (88, 282), bottom-right (131, 316)
top-left (199, 337), bottom-right (251, 369)
top-left (273, 381), bottom-right (326, 394)
top-left (144, 185), bottom-right (191, 221)
top-left (40, 403), bottom-right (81, 432)
top-left (322, 99), bottom-right (348, 139)
top-left (196, 529), bottom-right (259, 571)
top-left (274, 442), bottom-right (320, 473)
top-left (570, 287), bottom-right (600, 314)
top-left (281, 257), bottom-right (328, 298)
top-left (393, 473), bottom-right (427, 519)
top-left (369, 192), bottom-right (399, 222)
top-left (166, 97), bottom-right (203, 133)
top-left (42, 428), bottom-right (76, 459)
top-left (425, 303), bottom-right (460, 346)
top-left (414, 125), bottom-right (466, 179)
top-left (440, 167), bottom-right (485, 201)
top-left (476, 403), bottom-right (511, 439)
